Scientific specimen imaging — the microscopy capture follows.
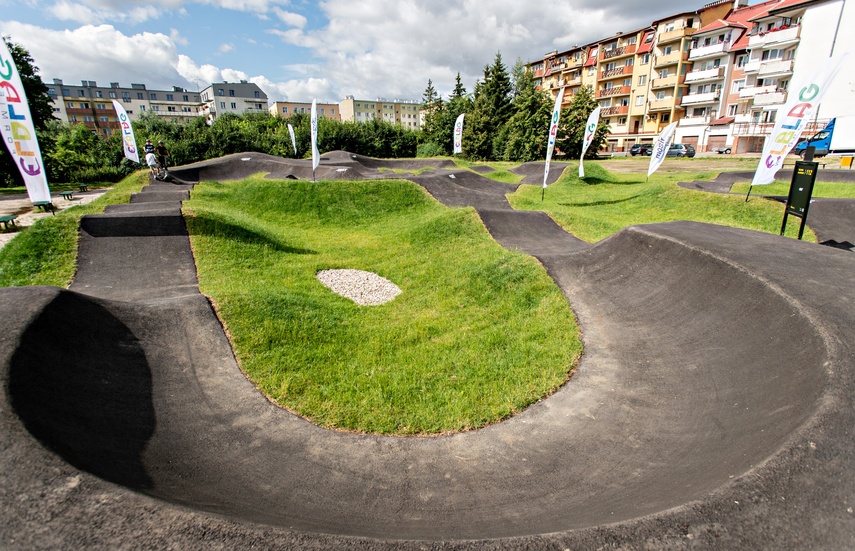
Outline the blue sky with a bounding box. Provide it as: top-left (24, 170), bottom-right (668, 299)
top-left (2, 0), bottom-right (701, 104)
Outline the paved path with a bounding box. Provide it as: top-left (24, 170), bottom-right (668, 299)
top-left (0, 190), bottom-right (108, 249)
top-left (1, 157), bottom-right (854, 549)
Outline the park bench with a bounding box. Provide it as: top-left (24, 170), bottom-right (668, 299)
top-left (78, 184), bottom-right (89, 192)
top-left (60, 191), bottom-right (74, 200)
top-left (0, 214), bottom-right (17, 230)
top-left (33, 201), bottom-right (55, 215)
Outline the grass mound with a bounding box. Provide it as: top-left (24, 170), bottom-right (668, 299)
top-left (184, 177), bottom-right (581, 435)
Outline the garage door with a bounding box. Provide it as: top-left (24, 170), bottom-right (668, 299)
top-left (682, 136), bottom-right (698, 149)
top-left (707, 135), bottom-right (727, 152)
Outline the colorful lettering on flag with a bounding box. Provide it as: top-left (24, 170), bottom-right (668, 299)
top-left (311, 99), bottom-right (319, 172)
top-left (579, 106), bottom-right (601, 178)
top-left (453, 113), bottom-right (464, 154)
top-left (0, 40), bottom-right (51, 203)
top-left (647, 121), bottom-right (678, 178)
top-left (751, 53), bottom-right (849, 186)
top-left (111, 100), bottom-right (139, 164)
top-left (543, 87), bottom-right (565, 188)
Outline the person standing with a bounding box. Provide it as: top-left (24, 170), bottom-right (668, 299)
top-left (155, 140), bottom-right (170, 171)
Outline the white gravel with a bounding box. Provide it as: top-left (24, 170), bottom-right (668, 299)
top-left (316, 269), bottom-right (402, 306)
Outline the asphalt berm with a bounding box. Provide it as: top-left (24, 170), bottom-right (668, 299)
top-left (1, 153), bottom-right (855, 549)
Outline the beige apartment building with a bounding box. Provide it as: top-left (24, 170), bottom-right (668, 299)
top-left (269, 101), bottom-right (341, 120)
top-left (45, 79), bottom-right (203, 136)
top-left (200, 81), bottom-right (268, 124)
top-left (338, 96), bottom-right (422, 129)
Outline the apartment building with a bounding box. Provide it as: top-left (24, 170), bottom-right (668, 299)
top-left (529, 0), bottom-right (855, 154)
top-left (339, 96), bottom-right (423, 129)
top-left (45, 79), bottom-right (202, 136)
top-left (269, 101), bottom-right (341, 120)
top-left (200, 81), bottom-right (268, 124)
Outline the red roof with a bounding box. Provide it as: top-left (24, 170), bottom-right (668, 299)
top-left (584, 47), bottom-right (599, 67)
top-left (709, 116), bottom-right (735, 126)
top-left (637, 31), bottom-right (655, 54)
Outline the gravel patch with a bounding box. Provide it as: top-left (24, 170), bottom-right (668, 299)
top-left (316, 269), bottom-right (402, 305)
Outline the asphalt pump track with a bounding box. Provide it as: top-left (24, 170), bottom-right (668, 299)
top-left (2, 153), bottom-right (855, 549)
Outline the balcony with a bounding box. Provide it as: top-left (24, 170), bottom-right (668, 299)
top-left (758, 58), bottom-right (794, 77)
top-left (600, 65), bottom-right (633, 79)
top-left (655, 51), bottom-right (687, 67)
top-left (601, 105), bottom-right (629, 116)
top-left (753, 91), bottom-right (787, 106)
top-left (600, 43), bottom-right (637, 61)
top-left (678, 116), bottom-right (711, 127)
top-left (748, 25), bottom-right (800, 48)
top-left (739, 84), bottom-right (778, 99)
top-left (743, 59), bottom-right (762, 73)
top-left (658, 27), bottom-right (689, 44)
top-left (651, 74), bottom-right (681, 89)
top-left (598, 85), bottom-right (631, 98)
top-left (689, 41), bottom-right (728, 60)
top-left (563, 75), bottom-right (582, 87)
top-left (681, 90), bottom-right (721, 106)
top-left (648, 97), bottom-right (675, 111)
top-left (685, 66), bottom-right (724, 83)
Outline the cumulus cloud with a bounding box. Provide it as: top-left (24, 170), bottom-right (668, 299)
top-left (4, 0), bottom-right (698, 104)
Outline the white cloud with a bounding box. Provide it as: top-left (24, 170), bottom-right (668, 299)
top-left (272, 7), bottom-right (307, 28)
top-left (170, 28), bottom-right (188, 46)
top-left (218, 42), bottom-right (234, 53)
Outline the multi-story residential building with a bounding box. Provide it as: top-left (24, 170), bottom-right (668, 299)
top-left (45, 79), bottom-right (202, 135)
top-left (339, 97), bottom-right (423, 129)
top-left (269, 101), bottom-right (341, 120)
top-left (596, 29), bottom-right (643, 149)
top-left (200, 81), bottom-right (268, 124)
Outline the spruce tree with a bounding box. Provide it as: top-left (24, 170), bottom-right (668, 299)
top-left (555, 86), bottom-right (610, 159)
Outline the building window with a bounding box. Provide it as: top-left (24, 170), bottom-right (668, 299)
top-left (618, 117), bottom-right (627, 125)
top-left (661, 113), bottom-right (670, 123)
top-left (96, 91), bottom-right (103, 98)
top-left (230, 102), bottom-right (237, 109)
top-left (641, 53), bottom-right (650, 65)
top-left (728, 104), bottom-right (738, 116)
top-left (62, 88), bottom-right (70, 96)
top-left (99, 116), bottom-right (109, 122)
top-left (69, 115), bottom-right (77, 122)
top-left (109, 91), bottom-right (116, 98)
top-left (229, 89), bottom-right (235, 97)
top-left (254, 91), bottom-right (260, 98)
top-left (331, 109), bottom-right (335, 115)
top-left (122, 92), bottom-right (130, 100)
top-left (149, 93), bottom-right (156, 100)
top-left (218, 89), bottom-right (225, 96)
top-left (137, 92), bottom-right (144, 99)
top-left (140, 105), bottom-right (145, 111)
top-left (78, 90), bottom-right (85, 97)
top-left (638, 75), bottom-right (647, 86)
top-left (83, 116), bottom-right (93, 122)
top-left (662, 45), bottom-right (673, 55)
top-left (636, 95), bottom-right (645, 106)
top-left (183, 95), bottom-right (189, 101)
top-left (152, 106), bottom-right (159, 111)
top-left (731, 79), bottom-right (745, 93)
top-left (167, 94), bottom-right (174, 101)
top-left (220, 102), bottom-right (226, 108)
top-left (80, 102), bottom-right (89, 108)
top-left (282, 107), bottom-right (288, 113)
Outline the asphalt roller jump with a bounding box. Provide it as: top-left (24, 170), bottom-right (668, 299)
top-left (2, 154), bottom-right (855, 549)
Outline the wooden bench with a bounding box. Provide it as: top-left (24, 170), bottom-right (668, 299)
top-left (78, 184), bottom-right (89, 192)
top-left (0, 214), bottom-right (17, 230)
top-left (60, 190), bottom-right (74, 200)
top-left (33, 201), bottom-right (55, 215)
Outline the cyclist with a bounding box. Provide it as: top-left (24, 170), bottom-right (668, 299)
top-left (155, 140), bottom-right (170, 172)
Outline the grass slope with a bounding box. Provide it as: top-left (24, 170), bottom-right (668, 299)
top-left (509, 162), bottom-right (817, 243)
top-left (0, 173), bottom-right (148, 287)
top-left (184, 177), bottom-right (581, 435)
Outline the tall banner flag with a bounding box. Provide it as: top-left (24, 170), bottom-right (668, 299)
top-left (543, 87), bottom-right (565, 193)
top-left (579, 106), bottom-right (601, 178)
top-left (0, 41), bottom-right (51, 203)
top-left (310, 99), bottom-right (319, 174)
top-left (287, 123), bottom-right (297, 156)
top-left (111, 100), bottom-right (139, 164)
top-left (453, 113), bottom-right (464, 154)
top-left (647, 121), bottom-right (678, 178)
top-left (750, 52), bottom-right (849, 188)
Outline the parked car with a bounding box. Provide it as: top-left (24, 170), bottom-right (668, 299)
top-left (715, 146), bottom-right (732, 154)
top-left (666, 143), bottom-right (696, 157)
top-left (629, 143), bottom-right (653, 156)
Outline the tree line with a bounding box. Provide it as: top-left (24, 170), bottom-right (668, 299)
top-left (1, 41), bottom-right (609, 187)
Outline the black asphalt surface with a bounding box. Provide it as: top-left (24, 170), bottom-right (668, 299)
top-left (2, 154), bottom-right (855, 549)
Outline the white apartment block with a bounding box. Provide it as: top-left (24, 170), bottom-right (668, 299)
top-left (200, 81), bottom-right (268, 124)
